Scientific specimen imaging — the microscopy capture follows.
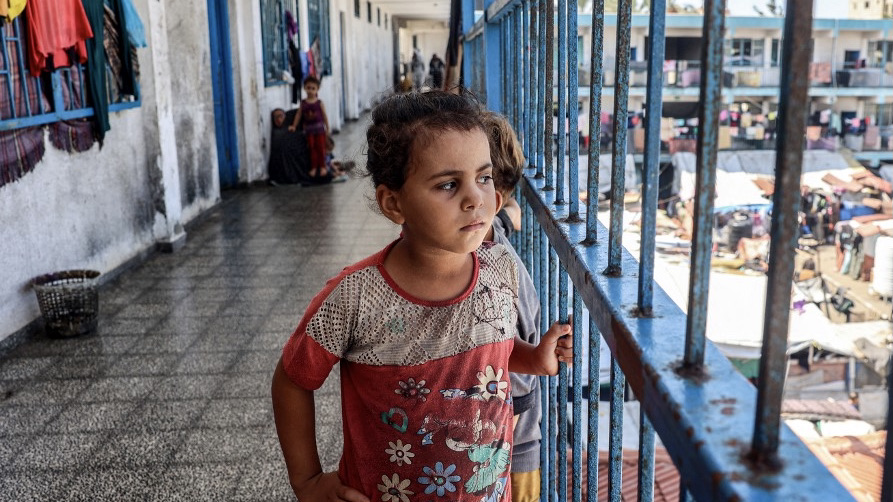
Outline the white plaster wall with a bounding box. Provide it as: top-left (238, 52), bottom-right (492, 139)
top-left (165, 2), bottom-right (221, 216)
top-left (0, 0), bottom-right (221, 341)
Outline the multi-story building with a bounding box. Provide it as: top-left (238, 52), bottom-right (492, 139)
top-left (849, 0), bottom-right (893, 19)
top-left (576, 14), bottom-right (893, 168)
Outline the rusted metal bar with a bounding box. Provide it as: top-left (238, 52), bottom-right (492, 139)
top-left (637, 0), bottom-right (666, 314)
top-left (683, 0), bottom-right (725, 368)
top-left (585, 0), bottom-right (605, 244)
top-left (606, 0), bottom-right (632, 275)
top-left (556, 0), bottom-right (567, 204)
top-left (751, 0), bottom-right (813, 463)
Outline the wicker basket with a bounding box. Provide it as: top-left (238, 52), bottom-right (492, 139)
top-left (32, 270), bottom-right (100, 338)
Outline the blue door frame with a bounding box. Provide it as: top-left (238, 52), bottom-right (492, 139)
top-left (207, 0), bottom-right (240, 188)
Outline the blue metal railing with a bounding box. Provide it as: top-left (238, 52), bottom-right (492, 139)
top-left (464, 0), bottom-right (874, 500)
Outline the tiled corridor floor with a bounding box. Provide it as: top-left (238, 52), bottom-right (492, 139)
top-left (0, 117), bottom-right (397, 501)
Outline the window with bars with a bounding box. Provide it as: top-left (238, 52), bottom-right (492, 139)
top-left (0, 15), bottom-right (140, 132)
top-left (355, 0), bottom-right (361, 18)
top-left (725, 38), bottom-right (764, 66)
top-left (307, 0), bottom-right (332, 76)
top-left (260, 0), bottom-right (299, 86)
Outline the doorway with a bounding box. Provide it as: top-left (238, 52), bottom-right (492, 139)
top-left (207, 0), bottom-right (240, 188)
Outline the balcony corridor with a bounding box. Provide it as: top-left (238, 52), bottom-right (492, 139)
top-left (0, 118), bottom-right (388, 501)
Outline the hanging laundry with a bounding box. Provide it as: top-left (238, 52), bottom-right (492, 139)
top-left (0, 1), bottom-right (7, 18)
top-left (104, 3), bottom-right (139, 96)
top-left (120, 0), bottom-right (147, 48)
top-left (5, 0), bottom-right (26, 21)
top-left (80, 0), bottom-right (135, 144)
top-left (24, 0), bottom-right (93, 76)
top-left (0, 127), bottom-right (45, 188)
top-left (50, 120), bottom-right (95, 153)
top-left (285, 10), bottom-right (298, 40)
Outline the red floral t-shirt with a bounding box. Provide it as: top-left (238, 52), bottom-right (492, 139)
top-left (282, 240), bottom-right (519, 501)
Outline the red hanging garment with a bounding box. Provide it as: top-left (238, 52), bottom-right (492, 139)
top-left (25, 0), bottom-right (94, 76)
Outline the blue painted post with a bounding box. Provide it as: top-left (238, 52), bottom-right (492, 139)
top-left (567, 0), bottom-right (580, 221)
top-left (683, 0), bottom-right (725, 368)
top-left (608, 358), bottom-right (625, 501)
top-left (572, 291), bottom-right (583, 502)
top-left (461, 0), bottom-right (475, 89)
top-left (548, 246), bottom-right (559, 500)
top-left (536, 0), bottom-right (547, 177)
top-left (586, 0), bottom-right (605, 244)
top-left (556, 0), bottom-right (567, 204)
top-left (524, 1), bottom-right (533, 161)
top-left (484, 2), bottom-right (503, 113)
top-left (637, 409), bottom-right (655, 502)
top-left (557, 266), bottom-right (569, 502)
top-left (543, 0), bottom-right (554, 190)
top-left (751, 0), bottom-right (813, 463)
top-left (638, 0), bottom-right (666, 314)
top-left (606, 0), bottom-right (632, 275)
top-left (587, 315), bottom-right (601, 502)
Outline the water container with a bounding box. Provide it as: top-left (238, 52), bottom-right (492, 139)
top-left (872, 236), bottom-right (893, 298)
top-left (727, 211), bottom-right (753, 252)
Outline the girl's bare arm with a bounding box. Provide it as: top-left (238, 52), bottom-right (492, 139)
top-left (288, 109), bottom-right (303, 132)
top-left (271, 359), bottom-right (369, 501)
top-left (509, 321), bottom-right (573, 375)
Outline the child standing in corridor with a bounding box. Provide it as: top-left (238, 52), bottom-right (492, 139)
top-left (272, 91), bottom-right (572, 502)
top-left (288, 76), bottom-right (329, 177)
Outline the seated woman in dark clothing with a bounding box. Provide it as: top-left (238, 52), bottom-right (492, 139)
top-left (268, 108), bottom-right (311, 185)
top-left (268, 108), bottom-right (349, 185)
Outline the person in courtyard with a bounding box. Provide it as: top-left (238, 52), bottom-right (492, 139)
top-left (428, 53), bottom-right (445, 90)
top-left (271, 91), bottom-right (573, 502)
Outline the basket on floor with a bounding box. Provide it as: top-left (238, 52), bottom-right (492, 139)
top-left (32, 270), bottom-right (100, 338)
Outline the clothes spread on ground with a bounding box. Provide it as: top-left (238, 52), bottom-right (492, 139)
top-left (24, 0), bottom-right (93, 76)
top-left (281, 240), bottom-right (519, 501)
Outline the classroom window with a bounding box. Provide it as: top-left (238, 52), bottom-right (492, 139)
top-left (354, 0), bottom-right (361, 18)
top-left (307, 0), bottom-right (332, 76)
top-left (0, 15), bottom-right (140, 131)
top-left (725, 38), bottom-right (764, 66)
top-left (385, 14), bottom-right (388, 29)
top-left (868, 40), bottom-right (893, 67)
top-left (377, 8), bottom-right (381, 26)
top-left (260, 0), bottom-right (299, 86)
top-left (367, 2), bottom-right (372, 23)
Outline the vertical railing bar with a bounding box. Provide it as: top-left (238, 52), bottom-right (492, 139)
top-left (608, 357), bottom-right (625, 501)
top-left (525, 0), bottom-right (533, 161)
top-left (682, 0), bottom-right (725, 368)
top-left (536, 0), bottom-right (546, 177)
top-left (572, 290), bottom-right (583, 502)
top-left (606, 0), bottom-right (632, 275)
top-left (751, 0), bottom-right (813, 461)
top-left (548, 245), bottom-right (559, 499)
top-left (567, 0), bottom-right (580, 219)
top-left (542, 0), bottom-right (554, 187)
top-left (1, 24), bottom-right (16, 118)
top-left (637, 408), bottom-right (655, 502)
top-left (538, 226), bottom-right (550, 499)
top-left (557, 265), bottom-right (569, 502)
top-left (517, 5), bottom-right (524, 139)
top-left (513, 6), bottom-right (521, 135)
top-left (556, 0), bottom-right (567, 204)
top-left (637, 0), bottom-right (666, 313)
top-left (587, 315), bottom-right (601, 502)
top-left (585, 0), bottom-right (605, 244)
top-left (881, 351), bottom-right (893, 502)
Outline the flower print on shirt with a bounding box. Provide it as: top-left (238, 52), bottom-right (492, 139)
top-left (395, 377), bottom-right (430, 403)
top-left (418, 462), bottom-right (461, 497)
top-left (385, 439), bottom-right (415, 466)
top-left (378, 473), bottom-right (414, 502)
top-left (465, 441), bottom-right (511, 494)
top-left (474, 366), bottom-right (508, 401)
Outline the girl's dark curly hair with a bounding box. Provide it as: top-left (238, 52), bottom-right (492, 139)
top-left (366, 90), bottom-right (486, 190)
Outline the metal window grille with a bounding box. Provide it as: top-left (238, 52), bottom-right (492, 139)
top-left (307, 0), bottom-right (332, 75)
top-left (0, 15), bottom-right (140, 131)
top-left (261, 0), bottom-right (298, 86)
top-left (464, 0), bottom-right (883, 500)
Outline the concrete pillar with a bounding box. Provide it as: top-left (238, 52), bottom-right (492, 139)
top-left (146, 0), bottom-right (186, 252)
